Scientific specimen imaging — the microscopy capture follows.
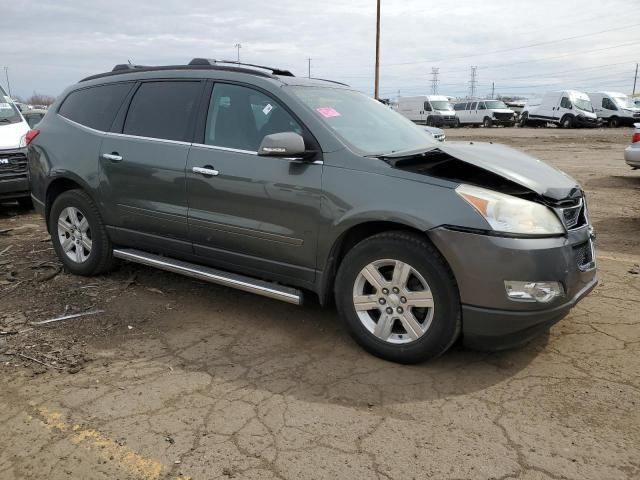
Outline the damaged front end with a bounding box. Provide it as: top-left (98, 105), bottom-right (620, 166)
top-left (375, 142), bottom-right (597, 349)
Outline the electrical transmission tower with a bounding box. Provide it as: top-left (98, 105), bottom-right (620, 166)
top-left (468, 66), bottom-right (478, 98)
top-left (430, 67), bottom-right (439, 95)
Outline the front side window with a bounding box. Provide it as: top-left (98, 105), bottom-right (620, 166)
top-left (123, 81), bottom-right (201, 142)
top-left (424, 102), bottom-right (432, 112)
top-left (470, 102), bottom-right (478, 110)
top-left (59, 83), bottom-right (132, 131)
top-left (454, 103), bottom-right (466, 111)
top-left (288, 86), bottom-right (437, 156)
top-left (478, 102), bottom-right (486, 110)
top-left (560, 97), bottom-right (571, 109)
top-left (602, 98), bottom-right (617, 110)
top-left (205, 83), bottom-right (302, 152)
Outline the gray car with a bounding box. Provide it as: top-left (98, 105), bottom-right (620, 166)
top-left (26, 59), bottom-right (597, 363)
top-left (624, 123), bottom-right (640, 168)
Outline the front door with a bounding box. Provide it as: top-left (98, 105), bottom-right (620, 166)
top-left (100, 80), bottom-right (204, 253)
top-left (186, 82), bottom-right (322, 285)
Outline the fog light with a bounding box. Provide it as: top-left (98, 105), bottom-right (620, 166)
top-left (504, 281), bottom-right (564, 303)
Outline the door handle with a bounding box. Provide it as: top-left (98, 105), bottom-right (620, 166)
top-left (192, 166), bottom-right (219, 177)
top-left (101, 153), bottom-right (123, 162)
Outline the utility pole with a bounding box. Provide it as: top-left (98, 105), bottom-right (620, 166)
top-left (468, 66), bottom-right (478, 98)
top-left (234, 43), bottom-right (242, 62)
top-left (307, 57), bottom-right (311, 79)
top-left (633, 63), bottom-right (638, 97)
top-left (430, 67), bottom-right (439, 95)
top-left (374, 0), bottom-right (381, 99)
top-left (491, 81), bottom-right (495, 99)
top-left (3, 67), bottom-right (12, 98)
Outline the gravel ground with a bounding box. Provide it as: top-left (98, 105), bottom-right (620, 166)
top-left (0, 127), bottom-right (638, 480)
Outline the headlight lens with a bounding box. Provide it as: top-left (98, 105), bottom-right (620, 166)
top-left (18, 133), bottom-right (27, 148)
top-left (456, 184), bottom-right (564, 235)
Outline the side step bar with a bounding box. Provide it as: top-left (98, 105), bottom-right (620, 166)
top-left (112, 248), bottom-right (302, 305)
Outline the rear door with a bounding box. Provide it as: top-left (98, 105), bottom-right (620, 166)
top-left (185, 81), bottom-right (322, 285)
top-left (99, 80), bottom-right (204, 253)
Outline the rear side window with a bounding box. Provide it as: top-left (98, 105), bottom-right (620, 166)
top-left (123, 81), bottom-right (201, 142)
top-left (59, 83), bottom-right (132, 131)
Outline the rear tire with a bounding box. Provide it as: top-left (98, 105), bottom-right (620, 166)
top-left (49, 189), bottom-right (114, 276)
top-left (454, 118), bottom-right (461, 128)
top-left (335, 231), bottom-right (461, 364)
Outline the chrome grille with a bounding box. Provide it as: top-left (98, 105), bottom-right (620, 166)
top-left (0, 150), bottom-right (28, 176)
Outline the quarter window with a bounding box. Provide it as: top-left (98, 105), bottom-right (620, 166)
top-left (123, 81), bottom-right (201, 142)
top-left (205, 83), bottom-right (302, 152)
top-left (59, 83), bottom-right (133, 131)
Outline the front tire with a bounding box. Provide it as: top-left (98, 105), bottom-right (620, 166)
top-left (49, 189), bottom-right (114, 276)
top-left (608, 117), bottom-right (619, 128)
top-left (335, 231), bottom-right (461, 364)
top-left (561, 115), bottom-right (574, 128)
top-left (483, 117), bottom-right (493, 128)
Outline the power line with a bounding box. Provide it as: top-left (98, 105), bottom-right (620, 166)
top-left (382, 23), bottom-right (640, 67)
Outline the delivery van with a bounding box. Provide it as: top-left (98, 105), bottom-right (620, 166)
top-left (396, 95), bottom-right (458, 127)
top-left (588, 91), bottom-right (640, 127)
top-left (521, 90), bottom-right (599, 128)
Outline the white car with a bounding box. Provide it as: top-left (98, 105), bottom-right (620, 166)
top-left (588, 91), bottom-right (640, 127)
top-left (453, 99), bottom-right (516, 127)
top-left (423, 126), bottom-right (445, 142)
top-left (521, 90), bottom-right (599, 128)
top-left (624, 123), bottom-right (640, 169)
top-left (0, 87), bottom-right (31, 206)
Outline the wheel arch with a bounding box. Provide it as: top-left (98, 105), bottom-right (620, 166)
top-left (45, 175), bottom-right (98, 232)
top-left (316, 220), bottom-right (440, 306)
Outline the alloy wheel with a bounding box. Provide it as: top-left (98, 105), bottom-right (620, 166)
top-left (352, 259), bottom-right (435, 344)
top-left (57, 206), bottom-right (92, 263)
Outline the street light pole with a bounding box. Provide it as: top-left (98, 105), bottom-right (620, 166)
top-left (374, 0), bottom-right (381, 99)
top-left (234, 43), bottom-right (242, 63)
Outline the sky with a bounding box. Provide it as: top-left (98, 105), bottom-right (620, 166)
top-left (2, 0), bottom-right (639, 101)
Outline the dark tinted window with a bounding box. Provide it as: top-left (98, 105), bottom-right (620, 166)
top-left (205, 83), bottom-right (301, 152)
top-left (59, 83), bottom-right (132, 131)
top-left (453, 103), bottom-right (466, 111)
top-left (602, 98), bottom-right (617, 110)
top-left (560, 97), bottom-right (571, 109)
top-left (123, 81), bottom-right (201, 142)
top-left (424, 101), bottom-right (432, 111)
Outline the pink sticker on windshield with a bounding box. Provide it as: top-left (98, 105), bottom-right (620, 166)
top-left (316, 107), bottom-right (341, 118)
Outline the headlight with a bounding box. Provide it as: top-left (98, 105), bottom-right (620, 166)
top-left (456, 184), bottom-right (564, 235)
top-left (18, 134), bottom-right (27, 148)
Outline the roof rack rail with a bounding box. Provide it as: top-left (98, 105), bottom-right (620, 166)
top-left (112, 63), bottom-right (149, 72)
top-left (309, 77), bottom-right (350, 87)
top-left (188, 58), bottom-right (294, 77)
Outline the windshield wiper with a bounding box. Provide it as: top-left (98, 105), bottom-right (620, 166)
top-left (0, 118), bottom-right (13, 124)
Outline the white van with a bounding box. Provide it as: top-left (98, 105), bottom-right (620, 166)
top-left (521, 90), bottom-right (599, 128)
top-left (0, 85), bottom-right (32, 205)
top-left (396, 95), bottom-right (458, 127)
top-left (588, 91), bottom-right (640, 127)
top-left (453, 99), bottom-right (516, 127)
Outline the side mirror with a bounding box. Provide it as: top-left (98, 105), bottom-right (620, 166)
top-left (258, 132), bottom-right (306, 158)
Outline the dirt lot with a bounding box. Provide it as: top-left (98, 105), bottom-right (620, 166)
top-left (1, 127), bottom-right (639, 480)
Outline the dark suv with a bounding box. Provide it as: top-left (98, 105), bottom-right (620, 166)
top-left (27, 59), bottom-right (597, 363)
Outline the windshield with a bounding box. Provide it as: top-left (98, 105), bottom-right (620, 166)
top-left (288, 86), bottom-right (437, 156)
top-left (430, 100), bottom-right (452, 111)
top-left (484, 100), bottom-right (508, 109)
top-left (613, 96), bottom-right (636, 109)
top-left (573, 98), bottom-right (593, 112)
top-left (0, 96), bottom-right (22, 124)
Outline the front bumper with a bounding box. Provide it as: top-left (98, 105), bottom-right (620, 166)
top-left (624, 144), bottom-right (640, 167)
top-left (573, 116), bottom-right (600, 128)
top-left (428, 226), bottom-right (597, 350)
top-left (0, 147), bottom-right (30, 201)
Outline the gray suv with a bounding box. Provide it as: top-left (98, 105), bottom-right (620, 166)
top-left (27, 59), bottom-right (597, 363)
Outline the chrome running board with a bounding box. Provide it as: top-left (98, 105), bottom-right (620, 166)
top-left (112, 248), bottom-right (302, 305)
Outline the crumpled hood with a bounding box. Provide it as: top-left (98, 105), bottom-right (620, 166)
top-left (0, 121), bottom-right (29, 150)
top-left (438, 141), bottom-right (580, 200)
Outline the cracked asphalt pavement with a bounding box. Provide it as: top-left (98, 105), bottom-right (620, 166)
top-left (1, 128), bottom-right (639, 479)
